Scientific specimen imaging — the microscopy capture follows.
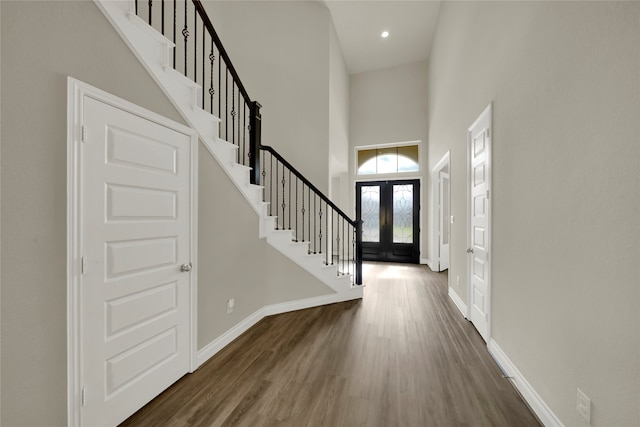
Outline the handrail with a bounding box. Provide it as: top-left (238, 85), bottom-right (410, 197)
top-left (260, 145), bottom-right (357, 226)
top-left (191, 0), bottom-right (252, 105)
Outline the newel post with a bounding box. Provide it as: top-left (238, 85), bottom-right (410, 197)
top-left (249, 101), bottom-right (262, 185)
top-left (355, 219), bottom-right (363, 285)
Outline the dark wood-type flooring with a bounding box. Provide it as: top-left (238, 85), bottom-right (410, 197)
top-left (121, 262), bottom-right (541, 426)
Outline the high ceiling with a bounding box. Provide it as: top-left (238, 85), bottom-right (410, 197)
top-left (323, 1), bottom-right (442, 74)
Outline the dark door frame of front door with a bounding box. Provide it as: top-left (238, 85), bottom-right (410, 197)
top-left (356, 179), bottom-right (420, 263)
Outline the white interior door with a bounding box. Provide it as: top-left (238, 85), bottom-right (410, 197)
top-left (439, 171), bottom-right (450, 270)
top-left (467, 104), bottom-right (492, 342)
top-left (81, 96), bottom-right (193, 426)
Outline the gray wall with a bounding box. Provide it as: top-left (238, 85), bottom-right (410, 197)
top-left (328, 19), bottom-right (350, 211)
top-left (1, 1), bottom-right (332, 425)
top-left (427, 1), bottom-right (640, 426)
top-left (349, 61), bottom-right (429, 253)
top-left (198, 144), bottom-right (332, 345)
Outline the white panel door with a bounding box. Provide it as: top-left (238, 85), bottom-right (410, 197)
top-left (81, 96), bottom-right (192, 426)
top-left (467, 105), bottom-right (492, 342)
top-left (439, 171), bottom-right (450, 270)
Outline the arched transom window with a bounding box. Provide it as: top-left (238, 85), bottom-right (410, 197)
top-left (357, 145), bottom-right (419, 175)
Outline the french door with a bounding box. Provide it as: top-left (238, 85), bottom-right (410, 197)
top-left (356, 180), bottom-right (420, 263)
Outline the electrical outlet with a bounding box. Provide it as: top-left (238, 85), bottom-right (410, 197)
top-left (450, 215), bottom-right (455, 224)
top-left (456, 276), bottom-right (460, 286)
top-left (576, 388), bottom-right (591, 424)
top-left (227, 298), bottom-right (235, 314)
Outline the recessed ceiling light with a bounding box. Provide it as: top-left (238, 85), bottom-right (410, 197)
top-left (381, 31), bottom-right (389, 38)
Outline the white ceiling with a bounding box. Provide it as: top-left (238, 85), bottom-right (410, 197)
top-left (323, 1), bottom-right (441, 75)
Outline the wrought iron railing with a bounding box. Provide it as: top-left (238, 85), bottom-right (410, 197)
top-left (134, 0), bottom-right (361, 285)
top-left (261, 146), bottom-right (362, 284)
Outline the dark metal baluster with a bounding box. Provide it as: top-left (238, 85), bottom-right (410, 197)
top-left (336, 229), bottom-right (340, 274)
top-left (319, 201), bottom-right (323, 256)
top-left (313, 194), bottom-right (317, 254)
top-left (270, 154), bottom-right (274, 217)
top-left (172, 0), bottom-right (176, 68)
top-left (194, 5), bottom-right (197, 83)
top-left (325, 204), bottom-right (329, 264)
top-left (295, 178), bottom-right (298, 241)
top-left (135, 0), bottom-right (138, 16)
top-left (288, 170), bottom-right (292, 229)
top-left (218, 54), bottom-right (221, 127)
top-left (182, 0), bottom-right (188, 76)
top-left (281, 167), bottom-right (285, 230)
top-left (331, 210), bottom-right (334, 265)
top-left (225, 67), bottom-right (228, 141)
top-left (242, 103), bottom-right (246, 165)
top-left (209, 37), bottom-right (214, 114)
top-left (201, 23), bottom-right (204, 108)
top-left (231, 80), bottom-right (236, 150)
top-left (261, 150), bottom-right (266, 200)
top-left (148, 0), bottom-right (152, 26)
top-left (275, 161), bottom-right (279, 229)
top-left (342, 217), bottom-right (347, 274)
top-left (352, 224), bottom-right (356, 278)
top-left (308, 189), bottom-right (311, 247)
top-left (301, 183), bottom-right (305, 242)
top-left (237, 93), bottom-right (241, 162)
top-left (161, 0), bottom-right (165, 35)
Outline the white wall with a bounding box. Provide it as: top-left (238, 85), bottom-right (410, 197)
top-left (427, 2), bottom-right (640, 426)
top-left (202, 1), bottom-right (333, 194)
top-left (349, 61), bottom-right (429, 253)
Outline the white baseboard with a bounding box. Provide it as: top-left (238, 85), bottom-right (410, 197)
top-left (487, 339), bottom-right (564, 427)
top-left (448, 286), bottom-right (467, 318)
top-left (263, 291), bottom-right (361, 316)
top-left (420, 258), bottom-right (430, 267)
top-left (196, 307), bottom-right (265, 367)
top-left (196, 290), bottom-right (362, 368)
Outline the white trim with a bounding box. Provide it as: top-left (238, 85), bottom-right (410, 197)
top-left (487, 340), bottom-right (564, 427)
top-left (196, 308), bottom-right (265, 368)
top-left (196, 291), bottom-right (361, 368)
top-left (420, 258), bottom-right (430, 267)
top-left (448, 287), bottom-right (467, 318)
top-left (466, 103), bottom-right (492, 340)
top-left (66, 77), bottom-right (198, 427)
top-left (431, 151), bottom-right (450, 273)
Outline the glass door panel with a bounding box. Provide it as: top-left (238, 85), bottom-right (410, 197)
top-left (360, 186), bottom-right (380, 242)
top-left (392, 184), bottom-right (414, 244)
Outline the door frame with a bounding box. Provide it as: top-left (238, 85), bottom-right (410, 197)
top-left (466, 103), bottom-right (492, 341)
top-left (66, 78), bottom-right (198, 427)
top-left (431, 151), bottom-right (450, 272)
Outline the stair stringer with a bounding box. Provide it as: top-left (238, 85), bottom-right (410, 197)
top-left (94, 0), bottom-right (363, 300)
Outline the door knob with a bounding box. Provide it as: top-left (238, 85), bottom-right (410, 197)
top-left (180, 262), bottom-right (192, 272)
top-left (466, 248), bottom-right (474, 254)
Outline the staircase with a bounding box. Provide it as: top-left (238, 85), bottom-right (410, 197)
top-left (94, 0), bottom-right (363, 301)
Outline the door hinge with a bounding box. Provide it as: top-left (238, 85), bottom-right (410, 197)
top-left (486, 128), bottom-right (491, 138)
top-left (81, 387), bottom-right (87, 406)
top-left (81, 256), bottom-right (87, 274)
top-left (486, 189), bottom-right (490, 199)
top-left (81, 125), bottom-right (88, 143)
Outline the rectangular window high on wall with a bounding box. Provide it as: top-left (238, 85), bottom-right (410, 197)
top-left (357, 144), bottom-right (419, 175)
